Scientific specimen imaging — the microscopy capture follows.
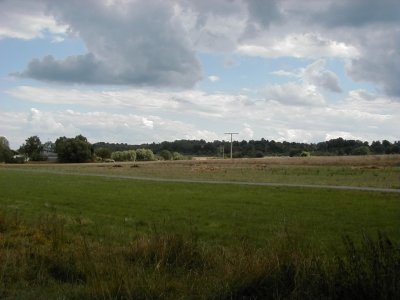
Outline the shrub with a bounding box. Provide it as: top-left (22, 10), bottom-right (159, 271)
top-left (111, 150), bottom-right (136, 162)
top-left (95, 147), bottom-right (112, 160)
top-left (351, 146), bottom-right (370, 156)
top-left (136, 148), bottom-right (155, 161)
top-left (159, 150), bottom-right (173, 160)
top-left (300, 151), bottom-right (311, 157)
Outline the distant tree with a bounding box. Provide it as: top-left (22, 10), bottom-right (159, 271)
top-left (136, 148), bottom-right (155, 161)
top-left (43, 141), bottom-right (56, 152)
top-left (172, 152), bottom-right (185, 160)
top-left (300, 151), bottom-right (311, 157)
top-left (370, 141), bottom-right (384, 154)
top-left (351, 146), bottom-right (370, 155)
top-left (111, 150), bottom-right (136, 162)
top-left (0, 136), bottom-right (13, 163)
top-left (159, 149), bottom-right (172, 160)
top-left (55, 135), bottom-right (92, 163)
top-left (95, 147), bottom-right (112, 160)
top-left (19, 135), bottom-right (44, 161)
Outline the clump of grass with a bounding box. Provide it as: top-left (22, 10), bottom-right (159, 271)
top-left (126, 233), bottom-right (208, 271)
top-left (331, 233), bottom-right (400, 300)
top-left (0, 211), bottom-right (399, 299)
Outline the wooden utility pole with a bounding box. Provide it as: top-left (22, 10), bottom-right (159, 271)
top-left (224, 132), bottom-right (238, 159)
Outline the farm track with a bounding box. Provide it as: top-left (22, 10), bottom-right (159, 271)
top-left (7, 167), bottom-right (400, 193)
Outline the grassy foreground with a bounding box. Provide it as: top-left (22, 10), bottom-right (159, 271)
top-left (1, 212), bottom-right (399, 299)
top-left (1, 167), bottom-right (400, 299)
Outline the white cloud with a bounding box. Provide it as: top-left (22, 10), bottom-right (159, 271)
top-left (13, 0), bottom-right (201, 88)
top-left (208, 75), bottom-right (220, 82)
top-left (237, 33), bottom-right (359, 59)
top-left (270, 70), bottom-right (297, 77)
top-left (302, 59), bottom-right (342, 93)
top-left (346, 29), bottom-right (400, 97)
top-left (28, 108), bottom-right (65, 132)
top-left (2, 86), bottom-right (400, 149)
top-left (0, 0), bottom-right (67, 40)
top-left (6, 85), bottom-right (253, 118)
top-left (241, 123), bottom-right (254, 139)
top-left (263, 82), bottom-right (326, 106)
top-left (2, 0), bottom-right (400, 147)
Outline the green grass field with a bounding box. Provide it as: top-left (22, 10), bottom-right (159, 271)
top-left (1, 168), bottom-right (399, 247)
top-left (4, 154), bottom-right (400, 188)
top-left (1, 158), bottom-right (399, 299)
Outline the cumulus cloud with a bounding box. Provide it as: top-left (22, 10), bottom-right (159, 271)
top-left (292, 0), bottom-right (400, 97)
top-left (6, 0), bottom-right (399, 97)
top-left (0, 0), bottom-right (67, 40)
top-left (270, 59), bottom-right (342, 93)
top-left (28, 108), bottom-right (65, 132)
top-left (243, 0), bottom-right (282, 37)
top-left (302, 60), bottom-right (342, 93)
top-left (2, 0), bottom-right (400, 146)
top-left (14, 0), bottom-right (201, 88)
top-left (237, 33), bottom-right (359, 59)
top-left (311, 0), bottom-right (400, 28)
top-left (263, 82), bottom-right (325, 106)
top-left (346, 30), bottom-right (400, 97)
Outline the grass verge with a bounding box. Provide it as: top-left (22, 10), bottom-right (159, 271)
top-left (0, 211), bottom-right (399, 299)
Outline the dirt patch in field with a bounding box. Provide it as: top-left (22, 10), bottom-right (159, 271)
top-left (190, 165), bottom-right (225, 173)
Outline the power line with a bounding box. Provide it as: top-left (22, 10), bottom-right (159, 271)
top-left (224, 132), bottom-right (238, 159)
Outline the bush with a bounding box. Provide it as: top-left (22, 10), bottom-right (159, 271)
top-left (136, 148), bottom-right (155, 161)
top-left (300, 151), bottom-right (311, 157)
top-left (95, 147), bottom-right (112, 160)
top-left (159, 150), bottom-right (172, 160)
top-left (351, 146), bottom-right (370, 156)
top-left (172, 152), bottom-right (185, 160)
top-left (111, 150), bottom-right (136, 162)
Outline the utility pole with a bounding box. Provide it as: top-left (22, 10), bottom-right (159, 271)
top-left (224, 132), bottom-right (238, 159)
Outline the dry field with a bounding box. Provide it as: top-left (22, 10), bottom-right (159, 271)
top-left (2, 154), bottom-right (400, 189)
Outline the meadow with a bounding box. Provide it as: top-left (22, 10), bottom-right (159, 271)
top-left (5, 154), bottom-right (400, 188)
top-left (0, 155), bottom-right (399, 299)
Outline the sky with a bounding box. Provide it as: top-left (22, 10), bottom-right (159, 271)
top-left (1, 0), bottom-right (399, 149)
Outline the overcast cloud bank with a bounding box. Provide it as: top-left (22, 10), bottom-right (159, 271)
top-left (1, 0), bottom-right (399, 148)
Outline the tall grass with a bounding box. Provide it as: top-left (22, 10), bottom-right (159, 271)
top-left (0, 211), bottom-right (399, 299)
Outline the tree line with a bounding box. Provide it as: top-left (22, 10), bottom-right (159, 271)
top-left (97, 137), bottom-right (400, 158)
top-left (0, 135), bottom-right (399, 163)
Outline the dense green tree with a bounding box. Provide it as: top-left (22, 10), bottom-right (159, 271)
top-left (55, 135), bottom-right (92, 163)
top-left (43, 141), bottom-right (56, 152)
top-left (19, 136), bottom-right (44, 161)
top-left (172, 152), bottom-right (184, 160)
top-left (159, 149), bottom-right (172, 160)
top-left (111, 150), bottom-right (136, 162)
top-left (95, 147), bottom-right (112, 160)
top-left (370, 141), bottom-right (384, 154)
top-left (351, 146), bottom-right (370, 155)
top-left (0, 136), bottom-right (13, 163)
top-left (136, 148), bottom-right (155, 161)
